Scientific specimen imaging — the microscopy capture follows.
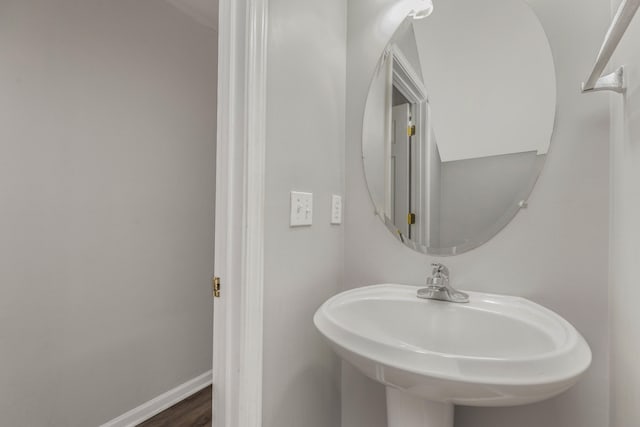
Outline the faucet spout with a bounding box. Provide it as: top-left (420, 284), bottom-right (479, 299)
top-left (418, 263), bottom-right (469, 303)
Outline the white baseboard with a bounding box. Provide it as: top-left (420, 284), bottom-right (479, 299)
top-left (100, 371), bottom-right (212, 427)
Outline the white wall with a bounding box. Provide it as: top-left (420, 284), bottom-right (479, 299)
top-left (0, 1), bottom-right (217, 425)
top-left (412, 0), bottom-right (556, 161)
top-left (345, 1), bottom-right (610, 427)
top-left (261, 0), bottom-right (346, 426)
top-left (609, 0), bottom-right (640, 424)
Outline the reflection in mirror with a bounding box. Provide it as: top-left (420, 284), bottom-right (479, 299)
top-left (362, 0), bottom-right (556, 255)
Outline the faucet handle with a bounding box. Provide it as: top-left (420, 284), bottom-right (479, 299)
top-left (431, 263), bottom-right (449, 277)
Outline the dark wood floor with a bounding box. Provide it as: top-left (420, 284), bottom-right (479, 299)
top-left (137, 385), bottom-right (212, 427)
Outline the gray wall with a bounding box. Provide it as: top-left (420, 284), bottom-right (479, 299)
top-left (261, 0), bottom-right (346, 426)
top-left (427, 133), bottom-right (441, 247)
top-left (439, 152), bottom-right (543, 249)
top-left (345, 1), bottom-right (610, 427)
top-left (609, 0), bottom-right (640, 425)
top-left (0, 1), bottom-right (217, 425)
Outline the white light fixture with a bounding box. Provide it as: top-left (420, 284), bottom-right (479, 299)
top-left (408, 0), bottom-right (434, 19)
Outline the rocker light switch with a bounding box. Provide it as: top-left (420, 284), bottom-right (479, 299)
top-left (290, 191), bottom-right (313, 226)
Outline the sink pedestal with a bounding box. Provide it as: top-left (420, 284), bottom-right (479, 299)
top-left (386, 387), bottom-right (454, 427)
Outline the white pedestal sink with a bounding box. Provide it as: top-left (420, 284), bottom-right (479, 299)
top-left (313, 285), bottom-right (591, 427)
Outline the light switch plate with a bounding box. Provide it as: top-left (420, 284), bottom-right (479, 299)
top-left (290, 191), bottom-right (313, 226)
top-left (331, 194), bottom-right (342, 225)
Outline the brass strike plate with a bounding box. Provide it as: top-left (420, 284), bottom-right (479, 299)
top-left (213, 277), bottom-right (221, 298)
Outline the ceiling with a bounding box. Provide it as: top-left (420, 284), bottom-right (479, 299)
top-left (165, 0), bottom-right (218, 30)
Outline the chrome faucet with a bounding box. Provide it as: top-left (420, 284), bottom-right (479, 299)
top-left (417, 263), bottom-right (469, 303)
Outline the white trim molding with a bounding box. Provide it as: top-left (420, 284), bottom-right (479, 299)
top-left (390, 44), bottom-right (428, 104)
top-left (238, 0), bottom-right (268, 426)
top-left (99, 371), bottom-right (212, 427)
top-left (213, 0), bottom-right (268, 426)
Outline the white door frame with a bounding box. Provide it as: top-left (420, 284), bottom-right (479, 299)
top-left (389, 45), bottom-right (429, 247)
top-left (213, 0), bottom-right (268, 426)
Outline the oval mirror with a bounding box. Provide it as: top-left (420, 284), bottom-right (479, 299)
top-left (362, 0), bottom-right (556, 255)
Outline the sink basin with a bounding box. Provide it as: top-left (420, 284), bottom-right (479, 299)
top-left (314, 284), bottom-right (591, 427)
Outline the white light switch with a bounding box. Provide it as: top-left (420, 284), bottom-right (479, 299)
top-left (331, 194), bottom-right (342, 225)
top-left (290, 191), bottom-right (313, 226)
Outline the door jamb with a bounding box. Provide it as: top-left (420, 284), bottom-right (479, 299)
top-left (213, 0), bottom-right (268, 426)
top-left (389, 45), bottom-right (430, 247)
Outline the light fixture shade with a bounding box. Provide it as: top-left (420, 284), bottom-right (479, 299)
top-left (408, 0), bottom-right (434, 19)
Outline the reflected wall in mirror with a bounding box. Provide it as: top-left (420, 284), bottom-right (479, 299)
top-left (362, 0), bottom-right (556, 255)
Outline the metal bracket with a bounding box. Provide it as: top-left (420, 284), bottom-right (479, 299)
top-left (582, 66), bottom-right (625, 94)
top-left (581, 0), bottom-right (640, 94)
